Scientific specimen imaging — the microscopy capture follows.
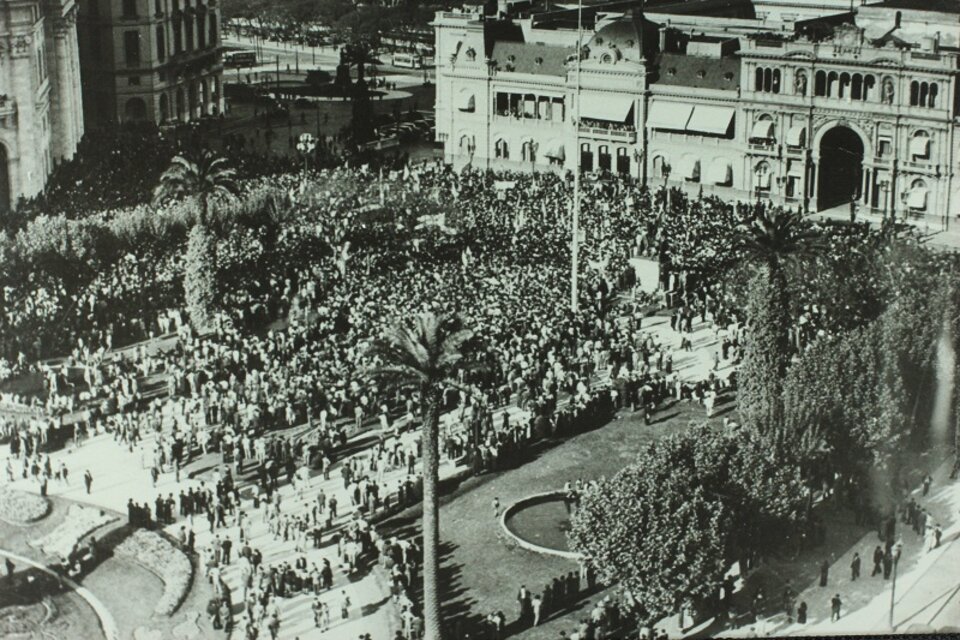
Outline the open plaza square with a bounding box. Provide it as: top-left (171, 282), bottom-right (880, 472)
top-left (2, 0), bottom-right (960, 639)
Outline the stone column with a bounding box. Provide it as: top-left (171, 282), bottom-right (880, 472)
top-left (52, 16), bottom-right (77, 161)
top-left (11, 34), bottom-right (40, 199)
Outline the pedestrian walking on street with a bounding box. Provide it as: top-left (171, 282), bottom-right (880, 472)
top-left (850, 552), bottom-right (860, 581)
top-left (872, 545), bottom-right (883, 576)
top-left (830, 594), bottom-right (842, 622)
top-left (83, 470), bottom-right (93, 494)
top-left (797, 601), bottom-right (807, 624)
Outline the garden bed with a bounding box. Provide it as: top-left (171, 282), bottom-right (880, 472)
top-left (115, 530), bottom-right (193, 616)
top-left (0, 486), bottom-right (51, 524)
top-left (30, 504), bottom-right (117, 559)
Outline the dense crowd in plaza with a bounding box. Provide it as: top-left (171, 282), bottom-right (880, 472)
top-left (3, 144), bottom-right (948, 639)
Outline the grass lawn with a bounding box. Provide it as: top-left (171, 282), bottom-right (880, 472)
top-left (83, 553), bottom-right (219, 640)
top-left (381, 392), bottom-right (735, 639)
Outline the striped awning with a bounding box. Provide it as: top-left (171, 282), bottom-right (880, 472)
top-left (707, 158), bottom-right (732, 185)
top-left (750, 120), bottom-right (775, 141)
top-left (907, 188), bottom-right (928, 210)
top-left (910, 136), bottom-right (930, 158)
top-left (786, 125), bottom-right (806, 147)
top-left (677, 156), bottom-right (700, 181)
top-left (686, 105), bottom-right (735, 136)
top-left (646, 101), bottom-right (694, 131)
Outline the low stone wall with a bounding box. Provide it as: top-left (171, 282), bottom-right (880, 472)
top-left (499, 490), bottom-right (582, 561)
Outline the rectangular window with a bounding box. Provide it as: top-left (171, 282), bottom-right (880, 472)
top-left (495, 92), bottom-right (508, 116)
top-left (124, 30), bottom-right (141, 67)
top-left (157, 25), bottom-right (166, 61)
top-left (878, 138), bottom-right (891, 158)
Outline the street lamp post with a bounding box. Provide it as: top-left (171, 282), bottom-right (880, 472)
top-left (888, 540), bottom-right (903, 630)
top-left (570, 0), bottom-right (584, 313)
top-left (662, 163), bottom-right (672, 213)
top-left (879, 179), bottom-right (890, 223)
top-left (296, 133), bottom-right (316, 179)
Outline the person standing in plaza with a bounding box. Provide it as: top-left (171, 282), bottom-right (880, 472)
top-left (830, 594), bottom-right (842, 622)
top-left (84, 470), bottom-right (93, 494)
top-left (850, 552), bottom-right (860, 581)
top-left (872, 545), bottom-right (884, 576)
top-left (517, 584), bottom-right (531, 624)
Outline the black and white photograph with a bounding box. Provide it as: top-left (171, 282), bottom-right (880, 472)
top-left (1, 0), bottom-right (959, 638)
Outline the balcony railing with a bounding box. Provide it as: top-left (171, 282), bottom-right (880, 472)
top-left (749, 141), bottom-right (776, 152)
top-left (579, 125), bottom-right (636, 143)
top-left (900, 160), bottom-right (935, 172)
top-left (0, 95), bottom-right (15, 116)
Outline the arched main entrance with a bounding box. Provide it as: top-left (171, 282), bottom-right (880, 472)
top-left (0, 144), bottom-right (10, 215)
top-left (817, 126), bottom-right (864, 211)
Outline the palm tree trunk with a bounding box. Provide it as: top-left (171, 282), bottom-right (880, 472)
top-left (422, 386), bottom-right (444, 640)
top-left (199, 194), bottom-right (209, 227)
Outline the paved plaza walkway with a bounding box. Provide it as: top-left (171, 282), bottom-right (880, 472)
top-left (1, 310), bottom-right (731, 639)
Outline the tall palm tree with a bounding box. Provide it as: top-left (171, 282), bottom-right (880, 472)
top-left (735, 206), bottom-right (821, 433)
top-left (368, 313), bottom-right (476, 640)
top-left (153, 150), bottom-right (238, 226)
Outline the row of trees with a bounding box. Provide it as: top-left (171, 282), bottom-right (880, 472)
top-left (568, 206), bottom-right (960, 629)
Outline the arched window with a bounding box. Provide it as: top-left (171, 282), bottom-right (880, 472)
top-left (494, 139), bottom-right (509, 159)
top-left (918, 82), bottom-right (929, 108)
top-left (839, 72), bottom-right (851, 99)
top-left (907, 178), bottom-right (928, 212)
top-left (815, 71), bottom-right (827, 97)
top-left (851, 74), bottom-right (863, 100)
top-left (863, 75), bottom-right (876, 101)
top-left (928, 83), bottom-right (938, 108)
top-left (755, 67), bottom-right (764, 92)
top-left (123, 0), bottom-right (138, 18)
top-left (754, 161), bottom-right (771, 192)
top-left (910, 81), bottom-right (920, 107)
top-left (581, 143), bottom-right (594, 172)
top-left (598, 145), bottom-right (611, 172)
top-left (522, 140), bottom-right (536, 163)
top-left (827, 71), bottom-right (838, 97)
top-left (772, 69), bottom-right (781, 93)
top-left (616, 148), bottom-right (630, 176)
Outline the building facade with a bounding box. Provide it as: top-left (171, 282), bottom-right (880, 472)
top-left (77, 0), bottom-right (224, 127)
top-left (434, 0), bottom-right (960, 224)
top-left (0, 0), bottom-right (85, 212)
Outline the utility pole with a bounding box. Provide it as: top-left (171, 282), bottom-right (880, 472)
top-left (570, 0), bottom-right (583, 313)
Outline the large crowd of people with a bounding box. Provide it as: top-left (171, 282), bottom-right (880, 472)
top-left (1, 153), bottom-right (900, 639)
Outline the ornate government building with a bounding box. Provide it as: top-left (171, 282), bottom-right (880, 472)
top-left (434, 0), bottom-right (960, 223)
top-left (0, 0), bottom-right (85, 212)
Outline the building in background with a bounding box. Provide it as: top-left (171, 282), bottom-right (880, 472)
top-left (434, 0), bottom-right (960, 225)
top-left (77, 0), bottom-right (224, 127)
top-left (0, 0), bottom-right (84, 212)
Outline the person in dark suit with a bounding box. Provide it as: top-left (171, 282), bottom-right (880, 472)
top-left (850, 552), bottom-right (861, 581)
top-left (872, 545), bottom-right (884, 576)
top-left (516, 585), bottom-right (531, 624)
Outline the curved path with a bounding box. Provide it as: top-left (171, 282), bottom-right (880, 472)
top-left (0, 548), bottom-right (119, 640)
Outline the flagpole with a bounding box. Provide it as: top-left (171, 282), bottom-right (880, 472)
top-left (570, 0), bottom-right (583, 313)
